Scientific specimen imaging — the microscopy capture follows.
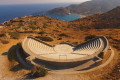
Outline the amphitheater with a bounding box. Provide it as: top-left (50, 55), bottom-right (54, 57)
top-left (16, 36), bottom-right (113, 73)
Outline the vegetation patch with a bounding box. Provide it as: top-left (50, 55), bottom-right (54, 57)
top-left (38, 31), bottom-right (45, 35)
top-left (79, 25), bottom-right (84, 30)
top-left (43, 23), bottom-right (47, 28)
top-left (57, 37), bottom-right (62, 40)
top-left (8, 32), bottom-right (20, 39)
top-left (85, 34), bottom-right (96, 41)
top-left (31, 66), bottom-right (48, 77)
top-left (56, 24), bottom-right (60, 27)
top-left (59, 33), bottom-right (68, 37)
top-left (0, 39), bottom-right (9, 44)
top-left (53, 30), bottom-right (59, 32)
top-left (35, 36), bottom-right (53, 42)
top-left (0, 34), bottom-right (5, 37)
top-left (29, 26), bottom-right (38, 30)
top-left (18, 22), bottom-right (24, 27)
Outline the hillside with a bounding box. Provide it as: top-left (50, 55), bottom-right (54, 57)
top-left (0, 15), bottom-right (84, 45)
top-left (0, 14), bottom-right (120, 79)
top-left (46, 0), bottom-right (120, 16)
top-left (70, 6), bottom-right (120, 29)
top-left (45, 7), bottom-right (70, 15)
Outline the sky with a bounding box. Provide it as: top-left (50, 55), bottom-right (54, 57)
top-left (0, 0), bottom-right (90, 5)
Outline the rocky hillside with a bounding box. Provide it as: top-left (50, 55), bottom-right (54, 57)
top-left (46, 0), bottom-right (120, 16)
top-left (70, 6), bottom-right (120, 29)
top-left (0, 15), bottom-right (84, 46)
top-left (45, 7), bottom-right (70, 15)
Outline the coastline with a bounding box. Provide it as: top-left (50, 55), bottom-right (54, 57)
top-left (72, 13), bottom-right (86, 18)
top-left (79, 15), bottom-right (86, 18)
top-left (68, 13), bottom-right (86, 18)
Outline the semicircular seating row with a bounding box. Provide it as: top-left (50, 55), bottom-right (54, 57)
top-left (28, 38), bottom-right (56, 54)
top-left (27, 38), bottom-right (102, 55)
top-left (73, 39), bottom-right (102, 55)
top-left (22, 36), bottom-right (107, 59)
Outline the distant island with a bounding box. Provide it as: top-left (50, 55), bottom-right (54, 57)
top-left (45, 0), bottom-right (120, 16)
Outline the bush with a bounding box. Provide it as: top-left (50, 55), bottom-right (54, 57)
top-left (43, 23), bottom-right (47, 28)
top-left (18, 22), bottom-right (24, 27)
top-left (57, 37), bottom-right (62, 40)
top-left (6, 23), bottom-right (11, 26)
top-left (31, 66), bottom-right (48, 77)
top-left (29, 26), bottom-right (38, 30)
top-left (59, 33), bottom-right (68, 37)
top-left (0, 39), bottom-right (9, 44)
top-left (79, 25), bottom-right (84, 30)
top-left (38, 31), bottom-right (45, 35)
top-left (56, 24), bottom-right (60, 27)
top-left (53, 30), bottom-right (59, 32)
top-left (85, 35), bottom-right (96, 41)
top-left (8, 32), bottom-right (20, 39)
top-left (35, 36), bottom-right (53, 42)
top-left (0, 34), bottom-right (5, 37)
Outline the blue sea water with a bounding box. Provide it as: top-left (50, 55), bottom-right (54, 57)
top-left (45, 14), bottom-right (81, 22)
top-left (0, 3), bottom-right (81, 23)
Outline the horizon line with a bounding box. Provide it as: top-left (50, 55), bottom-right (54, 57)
top-left (0, 2), bottom-right (86, 5)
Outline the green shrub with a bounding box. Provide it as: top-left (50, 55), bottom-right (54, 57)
top-left (59, 33), bottom-right (68, 37)
top-left (31, 66), bottom-right (48, 77)
top-left (85, 35), bottom-right (96, 41)
top-left (35, 36), bottom-right (53, 42)
top-left (8, 32), bottom-right (20, 39)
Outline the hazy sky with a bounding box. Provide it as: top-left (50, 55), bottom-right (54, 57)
top-left (0, 0), bottom-right (90, 5)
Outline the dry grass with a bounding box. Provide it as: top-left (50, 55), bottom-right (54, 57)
top-left (84, 48), bottom-right (118, 80)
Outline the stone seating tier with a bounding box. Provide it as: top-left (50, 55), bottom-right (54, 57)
top-left (22, 36), bottom-right (108, 61)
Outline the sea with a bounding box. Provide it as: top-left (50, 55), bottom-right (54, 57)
top-left (0, 3), bottom-right (81, 23)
